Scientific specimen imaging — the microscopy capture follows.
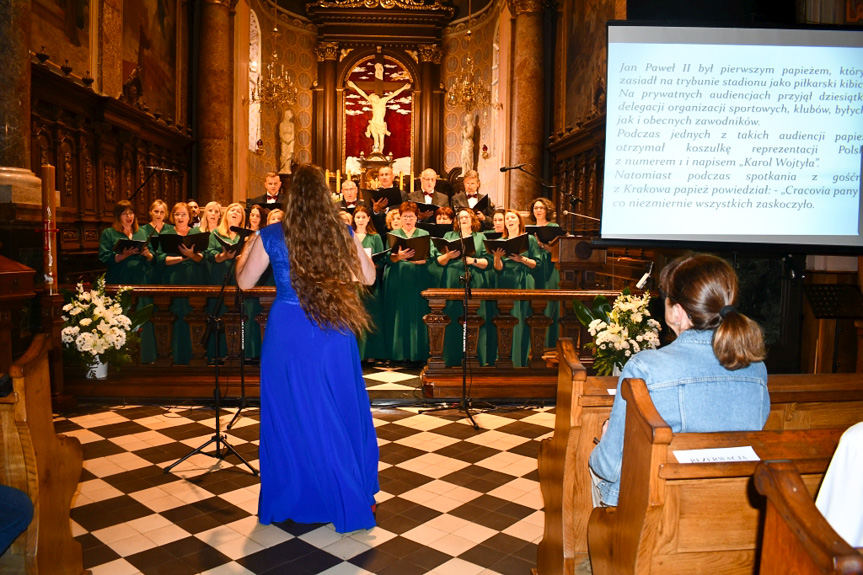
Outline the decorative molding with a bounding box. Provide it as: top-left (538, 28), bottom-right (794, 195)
top-left (104, 164), bottom-right (117, 204)
top-left (507, 0), bottom-right (544, 16)
top-left (307, 0), bottom-right (454, 15)
top-left (315, 41), bottom-right (339, 61)
top-left (63, 152), bottom-right (73, 197)
top-left (339, 48), bottom-right (354, 61)
top-left (417, 44), bottom-right (443, 64)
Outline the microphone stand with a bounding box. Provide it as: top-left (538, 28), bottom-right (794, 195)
top-left (165, 243), bottom-right (258, 476)
top-left (421, 232), bottom-right (489, 430)
top-left (227, 284), bottom-right (252, 430)
top-left (514, 165), bottom-right (556, 193)
top-left (128, 169), bottom-right (157, 202)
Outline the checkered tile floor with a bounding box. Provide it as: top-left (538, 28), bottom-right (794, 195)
top-left (57, 395), bottom-right (554, 574)
top-left (362, 365), bottom-right (424, 404)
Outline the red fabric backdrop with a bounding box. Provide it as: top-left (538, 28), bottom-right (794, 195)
top-left (345, 56), bottom-right (413, 160)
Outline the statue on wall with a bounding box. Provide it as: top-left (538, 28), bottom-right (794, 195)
top-left (346, 80), bottom-right (411, 153)
top-left (460, 112), bottom-right (476, 174)
top-left (279, 109), bottom-right (295, 174)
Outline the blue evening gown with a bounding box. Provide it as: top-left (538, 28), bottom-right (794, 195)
top-left (257, 223), bottom-right (379, 533)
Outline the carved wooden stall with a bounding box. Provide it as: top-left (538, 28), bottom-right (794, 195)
top-left (0, 62), bottom-right (193, 285)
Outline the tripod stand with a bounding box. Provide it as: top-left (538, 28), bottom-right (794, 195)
top-left (421, 233), bottom-right (490, 430)
top-left (165, 256), bottom-right (258, 476)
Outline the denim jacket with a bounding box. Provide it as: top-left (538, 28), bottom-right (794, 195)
top-left (589, 329), bottom-right (769, 506)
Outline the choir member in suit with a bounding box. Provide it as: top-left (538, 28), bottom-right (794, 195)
top-left (532, 197), bottom-right (561, 348)
top-left (376, 165), bottom-right (401, 206)
top-left (434, 208), bottom-right (494, 367)
top-left (158, 202), bottom-right (206, 364)
top-left (352, 206), bottom-right (387, 361)
top-left (490, 209), bottom-right (541, 367)
top-left (339, 180), bottom-right (364, 211)
top-left (187, 199), bottom-right (201, 228)
top-left (383, 202), bottom-right (431, 363)
top-left (247, 172), bottom-right (287, 208)
top-left (98, 200), bottom-right (156, 364)
top-left (406, 168), bottom-right (449, 221)
top-left (451, 170), bottom-right (495, 228)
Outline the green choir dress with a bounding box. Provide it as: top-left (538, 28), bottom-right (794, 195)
top-left (205, 230), bottom-right (243, 361)
top-left (480, 242), bottom-right (499, 367)
top-left (435, 231), bottom-right (493, 367)
top-left (140, 223), bottom-right (174, 284)
top-left (494, 234), bottom-right (542, 368)
top-left (98, 227), bottom-right (156, 364)
top-left (536, 222), bottom-right (561, 349)
top-left (157, 227), bottom-right (206, 365)
top-left (382, 227), bottom-right (431, 362)
top-left (357, 233), bottom-right (387, 360)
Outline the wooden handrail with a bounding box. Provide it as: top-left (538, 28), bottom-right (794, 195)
top-left (422, 288), bottom-right (625, 302)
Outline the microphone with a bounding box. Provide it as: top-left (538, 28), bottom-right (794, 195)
top-left (636, 262), bottom-right (654, 290)
top-left (146, 166), bottom-right (180, 174)
top-left (499, 163), bottom-right (527, 172)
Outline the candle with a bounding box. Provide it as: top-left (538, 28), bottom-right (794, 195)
top-left (399, 171), bottom-right (403, 189)
top-left (410, 171), bottom-right (414, 195)
top-left (325, 169), bottom-right (330, 188)
top-left (336, 170), bottom-right (341, 194)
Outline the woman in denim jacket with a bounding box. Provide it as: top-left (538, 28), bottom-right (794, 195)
top-left (589, 254), bottom-right (769, 506)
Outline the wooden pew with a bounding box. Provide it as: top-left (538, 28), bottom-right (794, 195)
top-left (0, 334), bottom-right (85, 575)
top-left (587, 377), bottom-right (847, 575)
top-left (754, 460), bottom-right (863, 575)
top-left (536, 338), bottom-right (863, 575)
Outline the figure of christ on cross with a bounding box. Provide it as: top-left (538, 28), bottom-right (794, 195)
top-left (347, 77), bottom-right (411, 153)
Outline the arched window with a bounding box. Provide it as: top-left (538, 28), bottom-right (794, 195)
top-left (248, 10), bottom-right (262, 152)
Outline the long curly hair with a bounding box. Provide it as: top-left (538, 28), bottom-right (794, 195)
top-left (283, 165), bottom-right (370, 335)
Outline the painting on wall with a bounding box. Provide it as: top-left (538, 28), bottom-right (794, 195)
top-left (344, 55), bottom-right (413, 174)
top-left (122, 0), bottom-right (178, 117)
top-left (31, 0), bottom-right (91, 74)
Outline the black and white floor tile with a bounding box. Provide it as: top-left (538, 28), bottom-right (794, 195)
top-left (57, 374), bottom-right (554, 575)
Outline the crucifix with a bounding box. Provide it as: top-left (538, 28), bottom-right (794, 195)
top-left (346, 51), bottom-right (411, 154)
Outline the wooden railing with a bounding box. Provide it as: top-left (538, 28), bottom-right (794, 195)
top-left (55, 285), bottom-right (619, 399)
top-left (421, 288), bottom-right (620, 398)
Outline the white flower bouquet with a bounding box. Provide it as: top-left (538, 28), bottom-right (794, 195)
top-left (574, 287), bottom-right (661, 376)
top-left (61, 275), bottom-right (151, 370)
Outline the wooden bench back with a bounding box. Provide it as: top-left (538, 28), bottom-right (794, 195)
top-left (755, 460), bottom-right (863, 575)
top-left (587, 377), bottom-right (846, 575)
top-left (0, 334), bottom-right (85, 575)
top-left (536, 338), bottom-right (863, 575)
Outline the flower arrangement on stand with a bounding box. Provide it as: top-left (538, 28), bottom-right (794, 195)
top-left (61, 275), bottom-right (152, 378)
top-left (573, 287), bottom-right (661, 376)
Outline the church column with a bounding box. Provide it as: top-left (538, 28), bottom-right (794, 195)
top-left (507, 0), bottom-right (544, 211)
top-left (417, 45), bottom-right (443, 173)
top-left (315, 42), bottom-right (339, 171)
top-left (0, 0), bottom-right (41, 204)
top-left (196, 0), bottom-right (232, 205)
